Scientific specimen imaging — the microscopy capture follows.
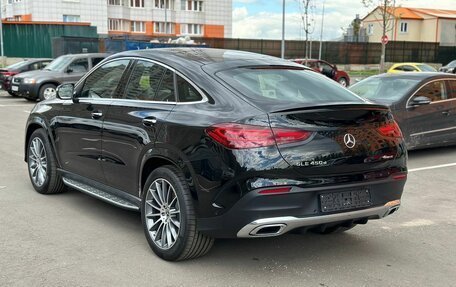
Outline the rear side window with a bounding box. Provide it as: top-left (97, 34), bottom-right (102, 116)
top-left (414, 80), bottom-right (447, 102)
top-left (217, 67), bottom-right (363, 105)
top-left (124, 60), bottom-right (176, 102)
top-left (29, 62), bottom-right (42, 71)
top-left (92, 57), bottom-right (105, 67)
top-left (446, 80), bottom-right (456, 99)
top-left (177, 75), bottom-right (202, 102)
top-left (68, 58), bottom-right (89, 73)
top-left (402, 65), bottom-right (417, 72)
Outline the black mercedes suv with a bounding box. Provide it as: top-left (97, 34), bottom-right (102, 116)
top-left (25, 48), bottom-right (407, 261)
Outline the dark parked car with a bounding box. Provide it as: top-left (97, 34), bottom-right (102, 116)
top-left (25, 48), bottom-right (406, 261)
top-left (292, 59), bottom-right (351, 87)
top-left (12, 53), bottom-right (107, 101)
top-left (349, 73), bottom-right (456, 150)
top-left (439, 60), bottom-right (456, 74)
top-left (0, 59), bottom-right (52, 96)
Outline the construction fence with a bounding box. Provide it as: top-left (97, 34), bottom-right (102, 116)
top-left (2, 22), bottom-right (455, 64)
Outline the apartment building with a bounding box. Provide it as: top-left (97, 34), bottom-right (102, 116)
top-left (1, 0), bottom-right (232, 38)
top-left (362, 7), bottom-right (456, 46)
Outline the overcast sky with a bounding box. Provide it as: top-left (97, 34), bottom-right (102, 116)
top-left (232, 0), bottom-right (456, 40)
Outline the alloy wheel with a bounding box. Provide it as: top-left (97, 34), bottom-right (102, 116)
top-left (43, 87), bottom-right (56, 100)
top-left (144, 178), bottom-right (181, 250)
top-left (28, 137), bottom-right (48, 187)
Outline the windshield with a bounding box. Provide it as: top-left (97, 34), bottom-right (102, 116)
top-left (447, 60), bottom-right (456, 68)
top-left (349, 77), bottom-right (420, 102)
top-left (217, 67), bottom-right (363, 106)
top-left (417, 64), bottom-right (436, 72)
top-left (44, 55), bottom-right (73, 72)
top-left (5, 61), bottom-right (27, 70)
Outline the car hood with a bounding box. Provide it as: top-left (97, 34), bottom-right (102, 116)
top-left (16, 70), bottom-right (63, 80)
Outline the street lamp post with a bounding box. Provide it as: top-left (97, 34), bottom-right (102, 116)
top-left (0, 0), bottom-right (5, 67)
top-left (281, 0), bottom-right (285, 59)
top-left (318, 0), bottom-right (325, 60)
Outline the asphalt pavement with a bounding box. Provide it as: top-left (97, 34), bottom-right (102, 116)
top-left (1, 92), bottom-right (455, 287)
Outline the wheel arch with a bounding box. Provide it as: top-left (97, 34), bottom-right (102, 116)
top-left (139, 153), bottom-right (199, 202)
top-left (24, 119), bottom-right (59, 167)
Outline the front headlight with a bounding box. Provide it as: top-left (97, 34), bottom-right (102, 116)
top-left (23, 78), bottom-right (36, 84)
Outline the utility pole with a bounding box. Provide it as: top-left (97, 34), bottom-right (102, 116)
top-left (318, 0), bottom-right (325, 60)
top-left (281, 0), bottom-right (285, 58)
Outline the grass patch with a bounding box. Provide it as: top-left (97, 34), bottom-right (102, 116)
top-left (348, 70), bottom-right (380, 77)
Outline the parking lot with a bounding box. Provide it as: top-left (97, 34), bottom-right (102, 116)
top-left (0, 92), bottom-right (455, 286)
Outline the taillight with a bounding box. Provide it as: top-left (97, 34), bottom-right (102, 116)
top-left (205, 123), bottom-right (312, 149)
top-left (1, 72), bottom-right (17, 77)
top-left (377, 121), bottom-right (402, 138)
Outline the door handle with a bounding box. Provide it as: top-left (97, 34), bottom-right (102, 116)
top-left (442, 111), bottom-right (451, 116)
top-left (143, 117), bottom-right (157, 126)
top-left (91, 111), bottom-right (103, 119)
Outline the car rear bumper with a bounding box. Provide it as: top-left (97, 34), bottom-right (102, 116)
top-left (197, 177), bottom-right (405, 238)
top-left (237, 200), bottom-right (400, 237)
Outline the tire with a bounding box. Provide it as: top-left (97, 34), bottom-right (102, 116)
top-left (7, 91), bottom-right (19, 97)
top-left (24, 96), bottom-right (37, 102)
top-left (27, 129), bottom-right (65, 194)
top-left (38, 84), bottom-right (57, 101)
top-left (338, 77), bottom-right (348, 87)
top-left (141, 165), bottom-right (214, 261)
top-left (312, 223), bottom-right (357, 234)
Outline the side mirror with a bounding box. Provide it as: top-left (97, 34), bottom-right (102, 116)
top-left (67, 68), bottom-right (73, 73)
top-left (56, 83), bottom-right (74, 100)
top-left (333, 65), bottom-right (338, 70)
top-left (411, 96), bottom-right (431, 106)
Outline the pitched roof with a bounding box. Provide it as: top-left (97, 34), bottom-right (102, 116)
top-left (387, 7), bottom-right (423, 20)
top-left (363, 6), bottom-right (456, 21)
top-left (411, 8), bottom-right (456, 19)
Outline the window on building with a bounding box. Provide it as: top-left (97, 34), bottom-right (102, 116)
top-left (131, 21), bottom-right (145, 33)
top-left (109, 18), bottom-right (126, 31)
top-left (108, 0), bottom-right (123, 5)
top-left (184, 0), bottom-right (203, 11)
top-left (154, 22), bottom-right (175, 34)
top-left (130, 0), bottom-right (144, 8)
top-left (180, 24), bottom-right (203, 35)
top-left (367, 24), bottom-right (374, 35)
top-left (400, 22), bottom-right (408, 33)
top-left (8, 0), bottom-right (22, 3)
top-left (155, 0), bottom-right (173, 9)
top-left (63, 15), bottom-right (81, 22)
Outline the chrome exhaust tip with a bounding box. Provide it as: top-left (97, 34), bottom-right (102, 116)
top-left (249, 224), bottom-right (287, 237)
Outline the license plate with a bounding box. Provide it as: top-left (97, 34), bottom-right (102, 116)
top-left (320, 189), bottom-right (371, 213)
top-left (12, 85), bottom-right (19, 91)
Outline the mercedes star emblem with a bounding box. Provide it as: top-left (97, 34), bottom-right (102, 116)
top-left (344, 133), bottom-right (356, 149)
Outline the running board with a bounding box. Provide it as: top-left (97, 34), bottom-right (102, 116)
top-left (62, 177), bottom-right (140, 211)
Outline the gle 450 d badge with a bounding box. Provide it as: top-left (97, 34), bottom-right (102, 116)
top-left (297, 160), bottom-right (328, 167)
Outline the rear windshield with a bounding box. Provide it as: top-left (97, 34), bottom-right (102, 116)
top-left (349, 77), bottom-right (420, 102)
top-left (44, 55), bottom-right (73, 72)
top-left (6, 61), bottom-right (27, 70)
top-left (417, 64), bottom-right (436, 72)
top-left (216, 67), bottom-right (363, 105)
